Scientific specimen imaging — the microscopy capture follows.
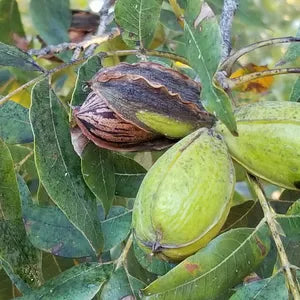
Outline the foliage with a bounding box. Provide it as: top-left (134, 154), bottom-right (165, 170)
top-left (0, 0), bottom-right (299, 299)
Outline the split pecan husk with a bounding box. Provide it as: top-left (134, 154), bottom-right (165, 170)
top-left (73, 62), bottom-right (215, 151)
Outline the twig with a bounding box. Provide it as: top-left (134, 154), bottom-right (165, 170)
top-left (100, 49), bottom-right (189, 65)
top-left (97, 0), bottom-right (115, 35)
top-left (28, 28), bottom-right (120, 57)
top-left (248, 175), bottom-right (300, 300)
top-left (0, 76), bottom-right (45, 107)
top-left (1, 28), bottom-right (120, 107)
top-left (115, 234), bottom-right (133, 270)
top-left (221, 37), bottom-right (300, 74)
top-left (14, 150), bottom-right (34, 172)
top-left (220, 0), bottom-right (239, 61)
top-left (83, 44), bottom-right (98, 58)
top-left (227, 67), bottom-right (300, 89)
top-left (0, 56), bottom-right (86, 107)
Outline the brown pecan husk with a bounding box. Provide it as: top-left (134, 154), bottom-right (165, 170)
top-left (73, 91), bottom-right (174, 151)
top-left (73, 62), bottom-right (215, 151)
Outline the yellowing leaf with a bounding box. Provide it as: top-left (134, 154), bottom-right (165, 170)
top-left (174, 61), bottom-right (190, 68)
top-left (95, 37), bottom-right (124, 67)
top-left (230, 63), bottom-right (274, 93)
top-left (8, 81), bottom-right (31, 108)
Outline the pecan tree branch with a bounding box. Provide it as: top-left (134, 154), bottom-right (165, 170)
top-left (96, 0), bottom-right (115, 35)
top-left (248, 174), bottom-right (300, 300)
top-left (220, 0), bottom-right (239, 61)
top-left (28, 28), bottom-right (120, 57)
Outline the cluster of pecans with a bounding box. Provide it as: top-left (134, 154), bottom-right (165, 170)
top-left (73, 62), bottom-right (300, 261)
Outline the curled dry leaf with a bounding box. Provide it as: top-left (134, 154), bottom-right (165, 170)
top-left (70, 126), bottom-right (89, 156)
top-left (73, 62), bottom-right (215, 151)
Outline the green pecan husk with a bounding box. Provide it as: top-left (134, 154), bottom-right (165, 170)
top-left (132, 128), bottom-right (235, 261)
top-left (216, 101), bottom-right (300, 190)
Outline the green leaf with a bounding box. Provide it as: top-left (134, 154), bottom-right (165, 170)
top-left (8, 144), bottom-right (37, 182)
top-left (17, 262), bottom-right (113, 300)
top-left (160, 9), bottom-right (182, 32)
top-left (37, 183), bottom-right (53, 205)
top-left (30, 0), bottom-right (71, 45)
top-left (0, 140), bottom-right (42, 292)
top-left (113, 153), bottom-right (146, 198)
top-left (41, 252), bottom-right (76, 281)
top-left (0, 100), bottom-right (33, 144)
top-left (222, 200), bottom-right (263, 231)
top-left (19, 176), bottom-right (94, 258)
top-left (184, 1), bottom-right (236, 133)
top-left (0, 0), bottom-right (25, 45)
top-left (0, 42), bottom-right (42, 71)
top-left (277, 214), bottom-right (300, 236)
top-left (0, 268), bottom-right (16, 299)
top-left (102, 206), bottom-right (132, 251)
top-left (278, 26), bottom-right (300, 66)
top-left (126, 245), bottom-right (157, 285)
top-left (275, 215), bottom-right (300, 269)
top-left (287, 199), bottom-right (300, 215)
top-left (101, 267), bottom-right (145, 300)
top-left (71, 55), bottom-right (102, 108)
top-left (143, 227), bottom-right (270, 300)
top-left (30, 78), bottom-right (103, 254)
top-left (289, 77), bottom-right (300, 102)
top-left (230, 271), bottom-right (300, 300)
top-left (0, 139), bottom-right (21, 219)
top-left (82, 143), bottom-right (115, 216)
top-left (115, 0), bottom-right (163, 48)
top-left (133, 240), bottom-right (174, 276)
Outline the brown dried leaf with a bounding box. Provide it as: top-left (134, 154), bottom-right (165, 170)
top-left (230, 63), bottom-right (274, 93)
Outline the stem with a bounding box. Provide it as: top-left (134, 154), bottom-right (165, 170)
top-left (220, 0), bottom-right (239, 61)
top-left (14, 150), bottom-right (33, 172)
top-left (248, 175), bottom-right (300, 300)
top-left (100, 49), bottom-right (189, 65)
top-left (221, 37), bottom-right (300, 73)
top-left (115, 234), bottom-right (133, 270)
top-left (228, 67), bottom-right (300, 89)
top-left (169, 0), bottom-right (184, 28)
top-left (0, 76), bottom-right (45, 106)
top-left (28, 28), bottom-right (120, 57)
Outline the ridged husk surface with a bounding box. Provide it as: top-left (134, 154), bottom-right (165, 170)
top-left (132, 128), bottom-right (235, 261)
top-left (73, 62), bottom-right (215, 151)
top-left (216, 101), bottom-right (300, 190)
top-left (73, 92), bottom-right (174, 151)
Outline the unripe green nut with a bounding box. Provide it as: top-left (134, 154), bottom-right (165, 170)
top-left (132, 128), bottom-right (235, 261)
top-left (215, 101), bottom-right (300, 190)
